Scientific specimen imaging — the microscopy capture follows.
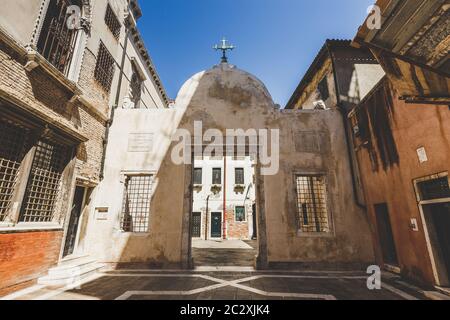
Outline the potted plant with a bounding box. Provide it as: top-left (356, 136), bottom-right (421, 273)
top-left (234, 184), bottom-right (246, 194)
top-left (211, 184), bottom-right (222, 195)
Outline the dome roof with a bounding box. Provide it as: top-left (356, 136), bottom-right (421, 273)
top-left (175, 63), bottom-right (274, 109)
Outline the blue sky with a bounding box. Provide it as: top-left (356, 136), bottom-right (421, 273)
top-left (138, 0), bottom-right (373, 106)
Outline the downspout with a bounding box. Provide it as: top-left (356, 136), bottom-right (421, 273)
top-left (327, 42), bottom-right (366, 209)
top-left (223, 155), bottom-right (227, 239)
top-left (205, 195), bottom-right (210, 240)
top-left (99, 25), bottom-right (130, 180)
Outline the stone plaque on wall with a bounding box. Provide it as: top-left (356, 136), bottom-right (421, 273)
top-left (294, 131), bottom-right (324, 153)
top-left (128, 133), bottom-right (154, 152)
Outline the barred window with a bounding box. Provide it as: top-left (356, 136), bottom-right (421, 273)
top-left (296, 175), bottom-right (329, 233)
top-left (235, 168), bottom-right (244, 185)
top-left (37, 0), bottom-right (82, 76)
top-left (193, 168), bottom-right (202, 185)
top-left (105, 4), bottom-right (121, 40)
top-left (94, 42), bottom-right (116, 92)
top-left (19, 140), bottom-right (69, 223)
top-left (121, 175), bottom-right (153, 233)
top-left (0, 121), bottom-right (28, 222)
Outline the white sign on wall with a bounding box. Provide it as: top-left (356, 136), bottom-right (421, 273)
top-left (416, 147), bottom-right (428, 164)
top-left (128, 133), bottom-right (154, 152)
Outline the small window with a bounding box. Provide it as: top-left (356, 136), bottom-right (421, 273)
top-left (121, 175), bottom-right (153, 233)
top-left (94, 42), bottom-right (116, 92)
top-left (235, 206), bottom-right (246, 222)
top-left (417, 176), bottom-right (450, 201)
top-left (105, 4), bottom-right (121, 40)
top-left (295, 175), bottom-right (330, 233)
top-left (235, 168), bottom-right (244, 185)
top-left (193, 168), bottom-right (202, 185)
top-left (318, 77), bottom-right (329, 101)
top-left (212, 168), bottom-right (222, 185)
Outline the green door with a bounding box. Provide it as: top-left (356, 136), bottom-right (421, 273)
top-left (211, 212), bottom-right (222, 238)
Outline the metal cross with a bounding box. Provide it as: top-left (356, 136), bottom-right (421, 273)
top-left (213, 38), bottom-right (235, 63)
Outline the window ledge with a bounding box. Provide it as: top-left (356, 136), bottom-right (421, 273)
top-left (24, 46), bottom-right (80, 95)
top-left (296, 231), bottom-right (335, 238)
top-left (0, 223), bottom-right (63, 233)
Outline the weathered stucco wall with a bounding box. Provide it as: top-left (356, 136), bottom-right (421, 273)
top-left (89, 63), bottom-right (374, 269)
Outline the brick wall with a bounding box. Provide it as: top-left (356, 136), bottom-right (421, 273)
top-left (225, 207), bottom-right (250, 240)
top-left (0, 28), bottom-right (109, 294)
top-left (0, 231), bottom-right (63, 293)
top-left (77, 48), bottom-right (110, 115)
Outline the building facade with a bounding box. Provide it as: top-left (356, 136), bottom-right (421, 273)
top-left (0, 0), bottom-right (167, 293)
top-left (192, 156), bottom-right (256, 240)
top-left (347, 0), bottom-right (450, 288)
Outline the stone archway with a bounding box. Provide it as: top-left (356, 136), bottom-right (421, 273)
top-left (179, 145), bottom-right (269, 270)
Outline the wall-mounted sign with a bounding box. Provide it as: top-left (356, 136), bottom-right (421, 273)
top-left (95, 207), bottom-right (109, 220)
top-left (128, 133), bottom-right (153, 152)
top-left (416, 147), bottom-right (428, 164)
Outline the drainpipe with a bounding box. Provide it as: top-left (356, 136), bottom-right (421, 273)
top-left (205, 195), bottom-right (210, 240)
top-left (99, 25), bottom-right (130, 180)
top-left (223, 155), bottom-right (227, 239)
top-left (328, 43), bottom-right (366, 209)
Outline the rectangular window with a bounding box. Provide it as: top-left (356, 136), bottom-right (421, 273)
top-left (121, 175), bottom-right (153, 233)
top-left (19, 140), bottom-right (69, 223)
top-left (193, 168), bottom-right (202, 185)
top-left (318, 77), bottom-right (329, 101)
top-left (295, 175), bottom-right (329, 233)
top-left (0, 121), bottom-right (28, 222)
top-left (37, 0), bottom-right (81, 76)
top-left (235, 206), bottom-right (246, 222)
top-left (235, 168), bottom-right (244, 185)
top-left (104, 4), bottom-right (121, 40)
top-left (94, 42), bottom-right (116, 92)
top-left (212, 168), bottom-right (222, 185)
top-left (417, 177), bottom-right (450, 201)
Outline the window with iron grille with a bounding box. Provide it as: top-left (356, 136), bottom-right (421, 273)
top-left (19, 140), bottom-right (70, 223)
top-left (295, 175), bottom-right (330, 233)
top-left (94, 42), bottom-right (116, 92)
top-left (121, 175), bottom-right (153, 233)
top-left (104, 3), bottom-right (121, 40)
top-left (0, 120), bottom-right (29, 222)
top-left (212, 168), bottom-right (222, 185)
top-left (235, 206), bottom-right (246, 222)
top-left (235, 168), bottom-right (244, 185)
top-left (193, 168), bottom-right (202, 185)
top-left (37, 0), bottom-right (82, 76)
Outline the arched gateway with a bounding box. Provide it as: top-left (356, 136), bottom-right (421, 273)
top-left (85, 61), bottom-right (375, 270)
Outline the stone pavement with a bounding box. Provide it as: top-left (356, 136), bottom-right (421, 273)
top-left (1, 269), bottom-right (431, 300)
top-left (192, 240), bottom-right (257, 267)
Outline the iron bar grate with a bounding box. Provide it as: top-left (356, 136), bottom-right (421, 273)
top-left (121, 175), bottom-right (153, 233)
top-left (19, 140), bottom-right (68, 223)
top-left (0, 121), bottom-right (28, 221)
top-left (296, 175), bottom-right (329, 233)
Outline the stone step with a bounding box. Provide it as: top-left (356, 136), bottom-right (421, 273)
top-left (57, 254), bottom-right (91, 267)
top-left (38, 256), bottom-right (104, 287)
top-left (48, 259), bottom-right (100, 277)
